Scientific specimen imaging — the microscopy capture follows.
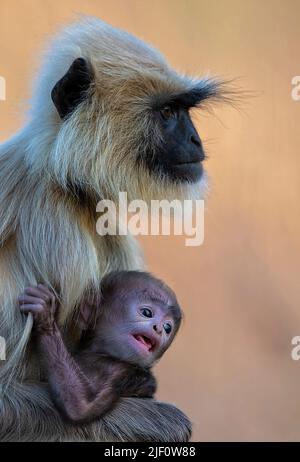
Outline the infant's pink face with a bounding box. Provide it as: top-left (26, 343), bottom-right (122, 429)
top-left (122, 300), bottom-right (175, 366)
top-left (94, 287), bottom-right (178, 367)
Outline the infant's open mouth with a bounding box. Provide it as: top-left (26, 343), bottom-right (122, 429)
top-left (133, 334), bottom-right (156, 352)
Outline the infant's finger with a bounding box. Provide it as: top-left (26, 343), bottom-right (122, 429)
top-left (36, 286), bottom-right (57, 311)
top-left (18, 295), bottom-right (46, 306)
top-left (50, 296), bottom-right (57, 312)
top-left (24, 287), bottom-right (50, 302)
top-left (20, 303), bottom-right (44, 313)
top-left (37, 284), bottom-right (53, 297)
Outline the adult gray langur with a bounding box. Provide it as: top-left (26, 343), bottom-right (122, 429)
top-left (0, 16), bottom-right (227, 441)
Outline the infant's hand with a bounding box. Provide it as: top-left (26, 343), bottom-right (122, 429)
top-left (19, 284), bottom-right (57, 335)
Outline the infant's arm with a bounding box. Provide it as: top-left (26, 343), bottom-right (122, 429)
top-left (19, 285), bottom-right (125, 423)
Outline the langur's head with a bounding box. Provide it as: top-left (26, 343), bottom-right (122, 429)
top-left (27, 17), bottom-right (226, 203)
top-left (79, 271), bottom-right (182, 367)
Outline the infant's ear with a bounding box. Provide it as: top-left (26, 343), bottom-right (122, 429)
top-left (77, 292), bottom-right (101, 330)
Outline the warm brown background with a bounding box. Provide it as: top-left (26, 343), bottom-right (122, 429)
top-left (1, 0), bottom-right (300, 442)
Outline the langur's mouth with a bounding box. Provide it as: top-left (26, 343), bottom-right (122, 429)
top-left (166, 161), bottom-right (203, 183)
top-left (174, 158), bottom-right (202, 166)
top-left (132, 334), bottom-right (156, 353)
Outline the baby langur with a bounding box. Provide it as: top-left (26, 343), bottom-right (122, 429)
top-left (19, 271), bottom-right (182, 424)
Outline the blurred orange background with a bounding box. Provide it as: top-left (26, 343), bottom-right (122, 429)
top-left (1, 0), bottom-right (300, 442)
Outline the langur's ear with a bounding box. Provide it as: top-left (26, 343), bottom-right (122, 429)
top-left (78, 291), bottom-right (101, 330)
top-left (51, 58), bottom-right (94, 119)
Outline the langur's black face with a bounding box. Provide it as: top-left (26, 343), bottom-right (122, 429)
top-left (91, 286), bottom-right (181, 367)
top-left (147, 104), bottom-right (205, 183)
top-left (51, 58), bottom-right (217, 188)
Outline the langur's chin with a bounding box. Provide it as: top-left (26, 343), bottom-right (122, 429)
top-left (197, 168), bottom-right (210, 199)
top-left (169, 161), bottom-right (204, 184)
top-left (172, 168), bottom-right (209, 202)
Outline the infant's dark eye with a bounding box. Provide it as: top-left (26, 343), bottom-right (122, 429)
top-left (163, 322), bottom-right (172, 334)
top-left (141, 307), bottom-right (153, 318)
top-left (160, 105), bottom-right (176, 120)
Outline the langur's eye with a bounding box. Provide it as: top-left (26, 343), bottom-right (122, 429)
top-left (163, 322), bottom-right (172, 334)
top-left (160, 105), bottom-right (176, 120)
top-left (141, 307), bottom-right (153, 318)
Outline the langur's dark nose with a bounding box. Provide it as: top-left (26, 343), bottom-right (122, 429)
top-left (190, 132), bottom-right (205, 162)
top-left (190, 134), bottom-right (201, 147)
